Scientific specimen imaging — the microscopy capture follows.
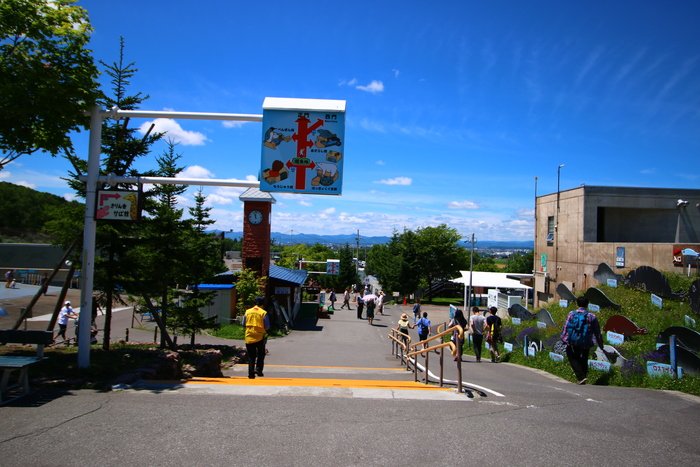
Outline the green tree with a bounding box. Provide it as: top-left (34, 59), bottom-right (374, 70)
top-left (134, 140), bottom-right (190, 348)
top-left (168, 187), bottom-right (224, 345)
top-left (0, 0), bottom-right (99, 169)
top-left (504, 251), bottom-right (534, 273)
top-left (235, 268), bottom-right (265, 317)
top-left (337, 243), bottom-right (358, 291)
top-left (415, 225), bottom-right (468, 301)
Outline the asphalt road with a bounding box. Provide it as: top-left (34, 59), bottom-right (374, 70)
top-left (1, 288), bottom-right (699, 466)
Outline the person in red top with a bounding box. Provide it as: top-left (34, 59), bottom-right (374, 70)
top-left (242, 297), bottom-right (270, 379)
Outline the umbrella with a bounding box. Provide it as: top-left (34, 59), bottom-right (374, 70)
top-left (362, 293), bottom-right (378, 303)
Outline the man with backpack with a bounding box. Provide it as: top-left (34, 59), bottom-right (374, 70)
top-left (560, 296), bottom-right (606, 385)
top-left (416, 312), bottom-right (431, 349)
top-left (485, 307), bottom-right (503, 362)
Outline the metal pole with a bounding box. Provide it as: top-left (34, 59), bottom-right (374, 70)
top-left (555, 164), bottom-right (564, 281)
top-left (78, 105), bottom-right (102, 368)
top-left (669, 335), bottom-right (677, 378)
top-left (467, 234), bottom-right (475, 308)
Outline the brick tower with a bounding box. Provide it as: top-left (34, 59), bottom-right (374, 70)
top-left (239, 188), bottom-right (276, 279)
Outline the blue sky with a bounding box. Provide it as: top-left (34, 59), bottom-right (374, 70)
top-left (3, 1), bottom-right (699, 241)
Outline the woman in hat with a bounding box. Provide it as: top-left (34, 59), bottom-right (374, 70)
top-left (396, 313), bottom-right (413, 349)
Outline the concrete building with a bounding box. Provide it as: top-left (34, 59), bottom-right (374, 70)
top-left (533, 186), bottom-right (700, 307)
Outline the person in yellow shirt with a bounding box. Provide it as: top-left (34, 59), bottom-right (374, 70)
top-left (242, 297), bottom-right (270, 379)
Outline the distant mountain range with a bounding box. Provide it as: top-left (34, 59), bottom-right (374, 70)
top-left (214, 230), bottom-right (533, 250)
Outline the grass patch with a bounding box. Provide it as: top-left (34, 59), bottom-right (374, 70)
top-left (460, 273), bottom-right (700, 396)
top-left (209, 323), bottom-right (287, 340)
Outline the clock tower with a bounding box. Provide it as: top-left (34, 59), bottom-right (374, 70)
top-left (240, 188), bottom-right (276, 279)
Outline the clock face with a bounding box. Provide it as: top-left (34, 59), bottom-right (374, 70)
top-left (248, 210), bottom-right (263, 225)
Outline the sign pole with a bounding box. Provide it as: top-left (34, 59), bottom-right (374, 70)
top-left (78, 105), bottom-right (103, 368)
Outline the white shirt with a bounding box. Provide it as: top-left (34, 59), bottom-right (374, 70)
top-left (58, 306), bottom-right (74, 325)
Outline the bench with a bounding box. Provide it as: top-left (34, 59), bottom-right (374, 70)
top-left (0, 330), bottom-right (53, 404)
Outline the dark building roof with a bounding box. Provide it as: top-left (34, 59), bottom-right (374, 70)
top-left (269, 264), bottom-right (308, 286)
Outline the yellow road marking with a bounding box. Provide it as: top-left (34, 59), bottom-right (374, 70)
top-left (263, 364), bottom-right (405, 371)
top-left (188, 376), bottom-right (452, 391)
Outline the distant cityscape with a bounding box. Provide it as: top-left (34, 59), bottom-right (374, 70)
top-left (216, 230), bottom-right (533, 255)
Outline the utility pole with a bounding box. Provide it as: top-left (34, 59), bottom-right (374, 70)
top-left (355, 229), bottom-right (360, 275)
top-left (467, 233), bottom-right (475, 309)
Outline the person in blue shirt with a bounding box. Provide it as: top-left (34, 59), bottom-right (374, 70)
top-left (416, 312), bottom-right (431, 349)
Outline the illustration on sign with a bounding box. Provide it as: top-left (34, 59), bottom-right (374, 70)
top-left (95, 190), bottom-right (139, 221)
top-left (260, 98), bottom-right (346, 195)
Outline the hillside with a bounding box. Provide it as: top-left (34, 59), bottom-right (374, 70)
top-left (0, 182), bottom-right (82, 243)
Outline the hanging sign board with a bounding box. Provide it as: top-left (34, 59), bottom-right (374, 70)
top-left (260, 97), bottom-right (346, 195)
top-left (95, 189), bottom-right (141, 221)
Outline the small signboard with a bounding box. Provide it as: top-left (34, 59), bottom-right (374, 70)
top-left (606, 331), bottom-right (624, 345)
top-left (651, 294), bottom-right (663, 309)
top-left (559, 299), bottom-right (568, 308)
top-left (540, 253), bottom-right (548, 273)
top-left (325, 259), bottom-right (340, 275)
top-left (260, 97), bottom-right (346, 195)
top-left (511, 317), bottom-right (522, 325)
top-left (588, 360), bottom-right (611, 373)
top-left (549, 352), bottom-right (564, 362)
top-left (647, 361), bottom-right (683, 379)
top-left (96, 189), bottom-right (140, 221)
top-left (525, 345), bottom-right (536, 357)
top-left (685, 315), bottom-right (697, 328)
top-left (588, 303), bottom-right (600, 313)
top-left (607, 278), bottom-right (618, 288)
top-left (537, 321), bottom-right (547, 329)
top-left (503, 342), bottom-right (513, 353)
top-left (615, 246), bottom-right (625, 268)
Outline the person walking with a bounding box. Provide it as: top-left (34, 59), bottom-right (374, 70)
top-left (376, 291), bottom-right (385, 315)
top-left (561, 296), bottom-right (607, 385)
top-left (450, 308), bottom-right (468, 361)
top-left (485, 306), bottom-right (503, 362)
top-left (55, 300), bottom-right (78, 342)
top-left (365, 295), bottom-right (376, 325)
top-left (356, 295), bottom-right (364, 319)
top-left (328, 289), bottom-right (337, 311)
top-left (340, 288), bottom-right (352, 310)
top-left (242, 297), bottom-right (270, 379)
top-left (412, 299), bottom-right (421, 323)
top-left (469, 306), bottom-right (486, 362)
top-left (5, 269), bottom-right (15, 288)
top-left (396, 313), bottom-right (413, 350)
top-left (416, 311), bottom-right (432, 349)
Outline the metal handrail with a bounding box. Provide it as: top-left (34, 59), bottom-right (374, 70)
top-left (389, 323), bottom-right (465, 393)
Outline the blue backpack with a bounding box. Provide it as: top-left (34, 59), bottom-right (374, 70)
top-left (566, 311), bottom-right (591, 347)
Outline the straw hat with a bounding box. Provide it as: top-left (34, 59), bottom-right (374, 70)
top-left (401, 313), bottom-right (408, 320)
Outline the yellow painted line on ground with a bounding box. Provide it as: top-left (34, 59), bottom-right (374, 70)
top-left (263, 364), bottom-right (405, 372)
top-left (188, 376), bottom-right (452, 391)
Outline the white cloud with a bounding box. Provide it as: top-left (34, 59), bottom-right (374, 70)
top-left (339, 78), bottom-right (358, 87)
top-left (222, 121), bottom-right (248, 129)
top-left (299, 200), bottom-right (312, 207)
top-left (178, 165), bottom-right (214, 179)
top-left (356, 80), bottom-right (384, 94)
top-left (377, 177), bottom-right (412, 186)
top-left (392, 69), bottom-right (400, 78)
top-left (206, 193), bottom-right (234, 206)
top-left (63, 193), bottom-right (77, 202)
top-left (448, 200), bottom-right (480, 210)
top-left (376, 160), bottom-right (386, 166)
top-left (319, 207), bottom-right (336, 219)
top-left (359, 118), bottom-right (386, 133)
top-left (139, 118), bottom-right (208, 145)
top-left (0, 171), bottom-right (10, 180)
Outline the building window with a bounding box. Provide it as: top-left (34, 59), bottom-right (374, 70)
top-left (546, 216), bottom-right (555, 245)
